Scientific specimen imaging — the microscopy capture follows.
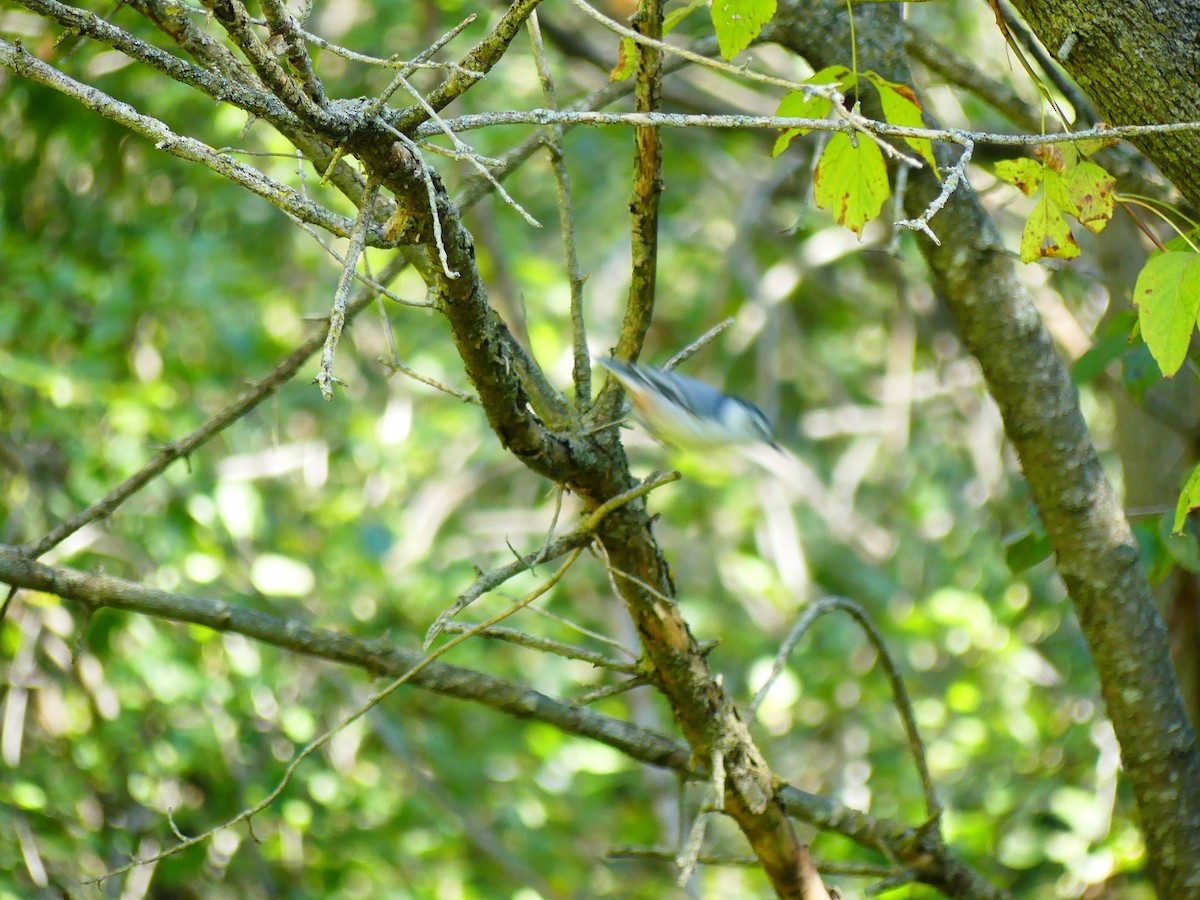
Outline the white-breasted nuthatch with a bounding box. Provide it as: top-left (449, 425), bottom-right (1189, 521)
top-left (595, 356), bottom-right (781, 450)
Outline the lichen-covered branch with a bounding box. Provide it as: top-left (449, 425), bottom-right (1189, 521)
top-left (9, 0), bottom-right (309, 130)
top-left (0, 39), bottom-right (372, 242)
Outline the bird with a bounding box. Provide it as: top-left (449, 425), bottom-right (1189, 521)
top-left (594, 355), bottom-right (781, 450)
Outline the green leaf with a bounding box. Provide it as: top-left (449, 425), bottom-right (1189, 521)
top-left (1174, 463), bottom-right (1200, 535)
top-left (1019, 196), bottom-right (1080, 263)
top-left (1004, 529), bottom-right (1052, 574)
top-left (771, 66), bottom-right (851, 156)
top-left (1162, 506), bottom-right (1200, 569)
top-left (711, 0), bottom-right (777, 60)
top-left (1044, 168), bottom-right (1079, 218)
top-left (1163, 228), bottom-right (1200, 253)
top-left (1065, 161), bottom-right (1115, 233)
top-left (609, 37), bottom-right (636, 82)
top-left (1034, 141), bottom-right (1076, 174)
top-left (1122, 341), bottom-right (1161, 401)
top-left (863, 71), bottom-right (938, 175)
top-left (1132, 521), bottom-right (1176, 587)
top-left (1074, 134), bottom-right (1119, 157)
top-left (994, 158), bottom-right (1043, 196)
top-left (1070, 333), bottom-right (1131, 385)
top-left (664, 0), bottom-right (706, 33)
top-left (1033, 144), bottom-right (1114, 234)
top-left (813, 131), bottom-right (889, 236)
top-left (1132, 251), bottom-right (1200, 377)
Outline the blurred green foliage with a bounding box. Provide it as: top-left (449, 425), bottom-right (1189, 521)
top-left (0, 1), bottom-right (1169, 897)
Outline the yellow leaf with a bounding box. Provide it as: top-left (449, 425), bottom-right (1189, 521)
top-left (814, 132), bottom-right (890, 236)
top-left (1019, 196), bottom-right (1080, 263)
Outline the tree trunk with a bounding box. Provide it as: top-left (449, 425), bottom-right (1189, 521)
top-left (1006, 0), bottom-right (1200, 209)
top-left (769, 3), bottom-right (1200, 895)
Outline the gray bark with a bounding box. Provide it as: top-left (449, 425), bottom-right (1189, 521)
top-left (1008, 0), bottom-right (1200, 208)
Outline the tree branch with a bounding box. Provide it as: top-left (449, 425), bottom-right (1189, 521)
top-left (1006, 0), bottom-right (1200, 208)
top-left (8, 0), bottom-right (310, 130)
top-left (0, 545), bottom-right (1008, 897)
top-left (389, 0), bottom-right (543, 134)
top-left (0, 38), bottom-right (378, 243)
top-left (0, 544), bottom-right (689, 770)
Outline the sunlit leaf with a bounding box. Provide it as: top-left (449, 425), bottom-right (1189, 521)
top-left (1044, 168), bottom-right (1079, 218)
top-left (994, 158), bottom-right (1043, 196)
top-left (1019, 196), bottom-right (1080, 263)
top-left (864, 71), bottom-right (938, 175)
top-left (664, 0), bottom-right (706, 32)
top-left (771, 65), bottom-right (851, 156)
top-left (711, 0), bottom-right (777, 59)
top-left (1132, 250), bottom-right (1200, 377)
top-left (813, 131), bottom-right (889, 236)
top-left (1066, 161), bottom-right (1115, 233)
top-left (1174, 464), bottom-right (1200, 535)
top-left (1034, 141), bottom-right (1075, 174)
top-left (610, 37), bottom-right (636, 82)
top-left (1074, 133), bottom-right (1119, 156)
top-left (1161, 509), bottom-right (1200, 570)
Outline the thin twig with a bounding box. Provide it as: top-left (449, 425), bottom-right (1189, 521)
top-left (527, 11), bottom-right (590, 409)
top-left (369, 254), bottom-right (402, 382)
top-left (385, 129), bottom-right (459, 279)
top-left (286, 211), bottom-right (433, 307)
top-left (316, 13), bottom-right (484, 192)
top-left (608, 847), bottom-right (896, 878)
top-left (525, 604), bottom-right (638, 660)
top-left (424, 471), bottom-right (679, 647)
top-left (388, 0), bottom-right (542, 135)
top-left (903, 22), bottom-right (1038, 133)
top-left (436, 623), bottom-right (637, 674)
top-left (0, 585), bottom-right (17, 629)
top-left (452, 41), bottom-right (695, 212)
top-left (887, 163), bottom-right (910, 255)
top-left (664, 318), bottom-right (735, 370)
top-left (675, 747), bottom-right (728, 883)
top-left (896, 139), bottom-right (974, 244)
top-left (203, 0), bottom-right (338, 128)
top-left (380, 356), bottom-right (481, 405)
top-left (335, 676), bottom-right (567, 900)
top-left (298, 14), bottom-right (480, 75)
top-left (414, 139), bottom-right (504, 167)
top-left (592, 539), bottom-right (675, 605)
top-left (165, 809), bottom-right (192, 843)
top-left (8, 0), bottom-right (307, 129)
top-left (574, 676), bottom-right (649, 705)
top-left (317, 179), bottom-right (379, 399)
top-left (749, 596), bottom-right (940, 819)
top-left (535, 484), bottom-right (565, 564)
top-left (386, 79), bottom-right (541, 228)
top-left (997, 0), bottom-right (1096, 125)
top-left (260, 0), bottom-right (325, 105)
top-left (564, 0), bottom-right (840, 101)
top-left (416, 108), bottom-right (1200, 146)
top-left (22, 255), bottom-right (410, 559)
top-left (0, 544), bottom-right (1007, 895)
top-left (0, 39), bottom-right (376, 244)
top-left (83, 549), bottom-right (582, 885)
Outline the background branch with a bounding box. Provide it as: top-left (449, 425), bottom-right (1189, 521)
top-left (0, 545), bottom-right (1006, 897)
